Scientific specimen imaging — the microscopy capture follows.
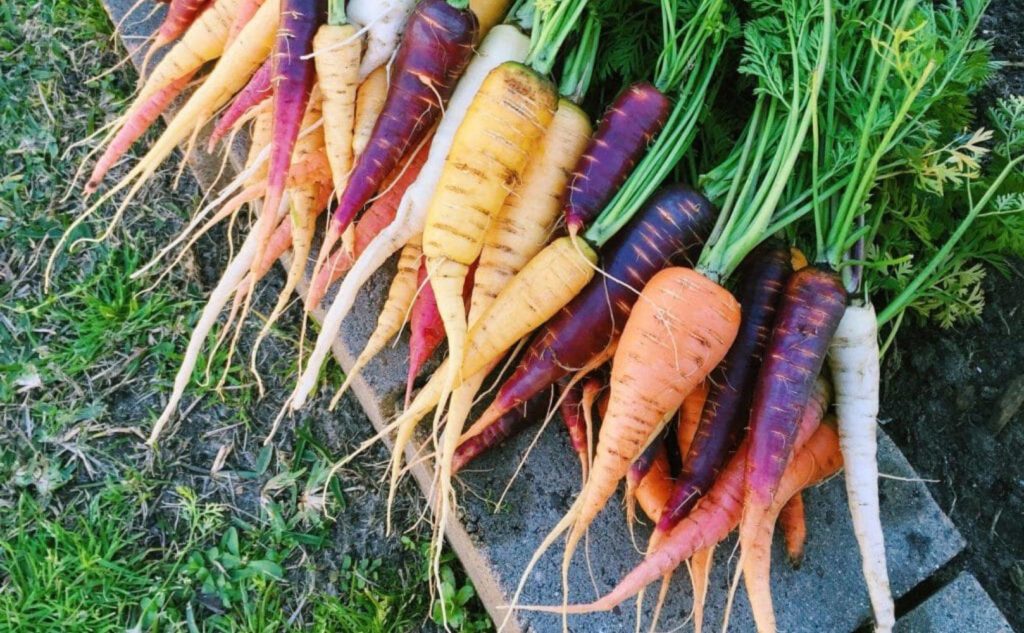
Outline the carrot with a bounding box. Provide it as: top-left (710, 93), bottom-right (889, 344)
top-left (249, 0), bottom-right (324, 282)
top-left (827, 302), bottom-right (894, 630)
top-left (540, 267), bottom-right (740, 624)
top-left (564, 82), bottom-right (669, 235)
top-left (778, 492), bottom-right (806, 567)
top-left (227, 0), bottom-right (265, 46)
top-left (516, 378), bottom-right (830, 616)
top-left (249, 89), bottom-right (328, 377)
top-left (634, 446), bottom-right (673, 524)
top-left (313, 0), bottom-right (362, 196)
top-left (137, 0), bottom-right (242, 106)
top-left (142, 0), bottom-right (213, 76)
top-left (289, 24), bottom-right (530, 410)
top-left (347, 0), bottom-right (417, 80)
top-left (306, 138), bottom-right (430, 311)
top-left (656, 246), bottom-right (793, 535)
top-left (469, 0), bottom-right (511, 38)
top-left (206, 58), bottom-right (272, 151)
top-left (326, 0), bottom-right (477, 242)
top-left (406, 258), bottom-right (477, 408)
top-left (350, 66), bottom-right (388, 160)
top-left (676, 381), bottom-right (707, 459)
top-left (466, 185), bottom-right (715, 451)
top-left (85, 70), bottom-right (197, 194)
top-left (50, 0), bottom-right (281, 290)
top-left (329, 237), bottom-right (422, 409)
top-left (690, 545), bottom-right (715, 633)
top-left (244, 102), bottom-right (274, 186)
top-left (740, 422), bottom-right (843, 633)
top-left (452, 393), bottom-right (547, 474)
top-left (737, 266), bottom-right (846, 598)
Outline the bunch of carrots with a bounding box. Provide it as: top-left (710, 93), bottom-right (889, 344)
top-left (61, 0), bottom-right (1024, 629)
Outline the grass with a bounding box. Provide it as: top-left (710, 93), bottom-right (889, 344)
top-left (0, 0), bottom-right (491, 629)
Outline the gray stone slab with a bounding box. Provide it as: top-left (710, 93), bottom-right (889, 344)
top-left (100, 3), bottom-right (969, 630)
top-left (895, 573), bottom-right (1014, 633)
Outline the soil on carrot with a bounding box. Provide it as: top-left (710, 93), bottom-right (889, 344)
top-left (883, 8), bottom-right (1024, 629)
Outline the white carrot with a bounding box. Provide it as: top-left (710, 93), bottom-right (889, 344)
top-left (827, 302), bottom-right (894, 633)
top-left (347, 0), bottom-right (417, 81)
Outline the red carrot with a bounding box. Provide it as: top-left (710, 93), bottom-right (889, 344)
top-left (451, 393), bottom-right (549, 474)
top-left (558, 378), bottom-right (592, 479)
top-left (564, 82), bottom-right (669, 235)
top-left (207, 58), bottom-right (272, 150)
top-left (779, 491), bottom-right (807, 567)
top-left (154, 0), bottom-right (213, 51)
top-left (326, 0), bottom-right (477, 237)
top-left (304, 139), bottom-right (431, 310)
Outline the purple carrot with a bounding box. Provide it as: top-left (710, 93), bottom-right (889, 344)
top-left (253, 0), bottom-right (324, 265)
top-left (738, 266), bottom-right (846, 553)
top-left (468, 185), bottom-right (716, 450)
top-left (627, 428), bottom-right (667, 497)
top-left (564, 82), bottom-right (670, 235)
top-left (207, 58), bottom-right (272, 151)
top-left (655, 245), bottom-right (793, 534)
top-left (329, 0), bottom-right (477, 235)
top-left (407, 257), bottom-right (477, 406)
top-left (452, 392), bottom-right (550, 474)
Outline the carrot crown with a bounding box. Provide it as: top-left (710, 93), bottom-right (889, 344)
top-left (327, 0), bottom-right (345, 25)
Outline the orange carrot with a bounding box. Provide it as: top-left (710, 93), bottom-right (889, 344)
top-left (779, 492), bottom-right (807, 567)
top-left (677, 381), bottom-right (708, 458)
top-left (740, 422), bottom-right (842, 632)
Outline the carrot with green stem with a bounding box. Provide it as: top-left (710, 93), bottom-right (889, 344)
top-left (653, 245), bottom-right (792, 537)
top-left (780, 5), bottom-right (1001, 629)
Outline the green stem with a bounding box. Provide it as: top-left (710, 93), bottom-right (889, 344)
top-left (446, 0), bottom-right (471, 10)
top-left (558, 9), bottom-right (600, 102)
top-left (525, 0), bottom-right (589, 75)
top-left (328, 0), bottom-right (346, 25)
top-left (877, 154), bottom-right (1024, 325)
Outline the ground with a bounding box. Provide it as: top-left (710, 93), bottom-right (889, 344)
top-left (0, 1), bottom-right (487, 631)
top-left (0, 0), bottom-right (1022, 632)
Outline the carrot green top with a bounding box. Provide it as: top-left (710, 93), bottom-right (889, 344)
top-left (558, 9), bottom-right (600, 103)
top-left (523, 0), bottom-right (590, 76)
top-left (690, 0), bottom-right (833, 283)
top-left (327, 0), bottom-right (345, 25)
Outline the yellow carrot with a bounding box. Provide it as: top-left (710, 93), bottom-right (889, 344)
top-left (313, 23), bottom-right (362, 194)
top-left (351, 66), bottom-right (388, 159)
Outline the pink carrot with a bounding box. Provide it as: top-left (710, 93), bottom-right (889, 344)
top-left (207, 58), bottom-right (272, 150)
top-left (154, 0), bottom-right (213, 50)
top-left (86, 71), bottom-right (196, 194)
top-left (227, 0), bottom-right (266, 46)
top-left (558, 378), bottom-right (592, 479)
